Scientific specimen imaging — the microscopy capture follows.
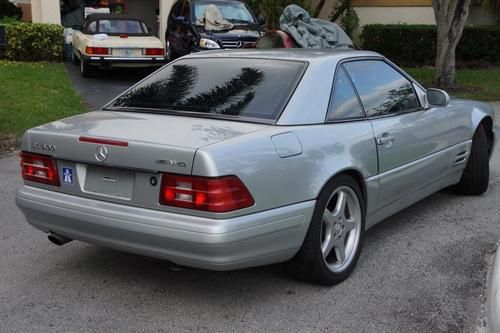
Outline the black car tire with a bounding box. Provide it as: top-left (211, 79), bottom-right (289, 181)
top-left (167, 39), bottom-right (178, 61)
top-left (453, 124), bottom-right (490, 195)
top-left (80, 58), bottom-right (96, 78)
top-left (288, 174), bottom-right (366, 285)
top-left (72, 50), bottom-right (80, 65)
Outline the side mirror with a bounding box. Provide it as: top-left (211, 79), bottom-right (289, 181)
top-left (426, 88), bottom-right (450, 107)
top-left (72, 25), bottom-right (82, 31)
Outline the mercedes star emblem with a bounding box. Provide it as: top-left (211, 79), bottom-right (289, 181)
top-left (95, 145), bottom-right (108, 162)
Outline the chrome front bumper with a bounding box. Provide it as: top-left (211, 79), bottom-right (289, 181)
top-left (16, 186), bottom-right (315, 270)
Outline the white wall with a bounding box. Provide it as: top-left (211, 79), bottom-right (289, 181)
top-left (354, 7), bottom-right (436, 25)
top-left (31, 0), bottom-right (61, 24)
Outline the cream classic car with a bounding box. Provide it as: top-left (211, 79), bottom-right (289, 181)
top-left (72, 14), bottom-right (166, 77)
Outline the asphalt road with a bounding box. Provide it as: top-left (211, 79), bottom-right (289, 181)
top-left (1, 105), bottom-right (499, 333)
top-left (64, 64), bottom-right (153, 110)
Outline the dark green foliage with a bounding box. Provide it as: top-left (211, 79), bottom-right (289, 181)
top-left (361, 24), bottom-right (500, 67)
top-left (245, 0), bottom-right (311, 29)
top-left (0, 0), bottom-right (22, 20)
top-left (4, 23), bottom-right (64, 61)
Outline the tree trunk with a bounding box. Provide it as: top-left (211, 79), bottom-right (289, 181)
top-left (331, 0), bottom-right (351, 22)
top-left (313, 0), bottom-right (326, 18)
top-left (432, 0), bottom-right (471, 89)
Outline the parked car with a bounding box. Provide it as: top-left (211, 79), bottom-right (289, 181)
top-left (166, 0), bottom-right (263, 60)
top-left (72, 14), bottom-right (166, 77)
top-left (16, 50), bottom-right (496, 285)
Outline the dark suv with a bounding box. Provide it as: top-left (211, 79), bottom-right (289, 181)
top-left (166, 0), bottom-right (263, 60)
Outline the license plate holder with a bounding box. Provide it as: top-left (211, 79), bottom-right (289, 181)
top-left (120, 49), bottom-right (135, 58)
top-left (84, 165), bottom-right (135, 200)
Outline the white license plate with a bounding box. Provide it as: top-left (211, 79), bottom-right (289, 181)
top-left (120, 49), bottom-right (135, 57)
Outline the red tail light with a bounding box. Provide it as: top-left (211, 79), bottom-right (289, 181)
top-left (144, 48), bottom-right (165, 56)
top-left (20, 152), bottom-right (60, 186)
top-left (85, 46), bottom-right (110, 55)
top-left (160, 173), bottom-right (254, 213)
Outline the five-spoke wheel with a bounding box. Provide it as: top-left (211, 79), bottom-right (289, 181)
top-left (321, 186), bottom-right (362, 273)
top-left (289, 174), bottom-right (365, 285)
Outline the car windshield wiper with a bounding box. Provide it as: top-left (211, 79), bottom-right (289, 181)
top-left (227, 19), bottom-right (254, 24)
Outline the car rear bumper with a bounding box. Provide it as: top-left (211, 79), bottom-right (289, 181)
top-left (83, 54), bottom-right (166, 66)
top-left (16, 186), bottom-right (315, 271)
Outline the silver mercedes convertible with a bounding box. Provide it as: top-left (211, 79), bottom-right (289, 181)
top-left (16, 49), bottom-right (496, 285)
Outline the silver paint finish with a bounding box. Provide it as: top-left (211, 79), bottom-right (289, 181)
top-left (16, 185), bottom-right (315, 270)
top-left (16, 49), bottom-right (496, 270)
top-left (271, 132), bottom-right (303, 158)
top-left (321, 186), bottom-right (362, 273)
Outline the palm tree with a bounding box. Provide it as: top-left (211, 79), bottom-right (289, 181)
top-left (178, 67), bottom-right (264, 116)
top-left (113, 64), bottom-right (198, 108)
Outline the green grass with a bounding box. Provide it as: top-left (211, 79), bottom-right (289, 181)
top-left (404, 67), bottom-right (500, 102)
top-left (0, 61), bottom-right (85, 143)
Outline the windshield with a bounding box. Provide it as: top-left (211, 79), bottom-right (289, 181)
top-left (106, 58), bottom-right (306, 122)
top-left (194, 2), bottom-right (255, 24)
top-left (97, 19), bottom-right (147, 34)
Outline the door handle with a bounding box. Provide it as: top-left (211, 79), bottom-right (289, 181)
top-left (376, 134), bottom-right (395, 146)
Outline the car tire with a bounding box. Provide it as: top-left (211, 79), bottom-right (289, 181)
top-left (80, 58), bottom-right (96, 78)
top-left (72, 50), bottom-right (80, 65)
top-left (167, 40), bottom-right (178, 61)
top-left (288, 174), bottom-right (365, 285)
top-left (453, 124), bottom-right (490, 195)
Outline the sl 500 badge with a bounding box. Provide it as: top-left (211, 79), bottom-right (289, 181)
top-left (32, 142), bottom-right (56, 152)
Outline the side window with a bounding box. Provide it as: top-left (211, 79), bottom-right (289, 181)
top-left (327, 67), bottom-right (365, 121)
top-left (343, 60), bottom-right (420, 117)
top-left (87, 21), bottom-right (96, 33)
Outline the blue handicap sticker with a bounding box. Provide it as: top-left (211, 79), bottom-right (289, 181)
top-left (62, 167), bottom-right (74, 185)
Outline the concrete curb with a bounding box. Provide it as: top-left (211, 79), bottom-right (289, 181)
top-left (487, 245), bottom-right (500, 333)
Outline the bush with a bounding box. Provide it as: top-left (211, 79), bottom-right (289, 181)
top-left (4, 22), bottom-right (64, 61)
top-left (361, 24), bottom-right (500, 67)
top-left (0, 0), bottom-right (22, 20)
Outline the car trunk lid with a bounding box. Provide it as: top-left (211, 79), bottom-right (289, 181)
top-left (29, 111), bottom-right (268, 174)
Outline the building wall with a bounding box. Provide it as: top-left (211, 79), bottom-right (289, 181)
top-left (312, 0), bottom-right (495, 26)
top-left (31, 0), bottom-right (61, 24)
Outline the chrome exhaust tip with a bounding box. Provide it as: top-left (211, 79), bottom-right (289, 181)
top-left (47, 232), bottom-right (73, 246)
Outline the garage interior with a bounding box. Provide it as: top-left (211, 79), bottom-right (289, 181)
top-left (61, 0), bottom-right (162, 37)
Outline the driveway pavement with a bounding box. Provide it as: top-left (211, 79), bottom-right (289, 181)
top-left (65, 64), bottom-right (153, 110)
top-left (0, 105), bottom-right (499, 333)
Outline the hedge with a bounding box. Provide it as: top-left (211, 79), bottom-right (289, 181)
top-left (361, 24), bottom-right (500, 67)
top-left (2, 22), bottom-right (63, 61)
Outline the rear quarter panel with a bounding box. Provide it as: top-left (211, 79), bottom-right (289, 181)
top-left (192, 122), bottom-right (378, 217)
top-left (446, 99), bottom-right (496, 145)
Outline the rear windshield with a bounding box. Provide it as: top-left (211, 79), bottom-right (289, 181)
top-left (106, 58), bottom-right (307, 122)
top-left (85, 19), bottom-right (148, 35)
